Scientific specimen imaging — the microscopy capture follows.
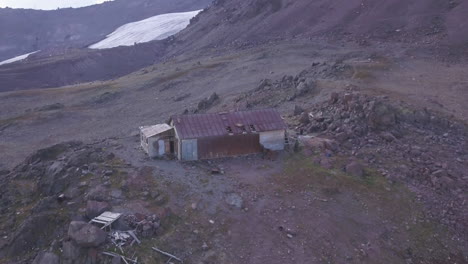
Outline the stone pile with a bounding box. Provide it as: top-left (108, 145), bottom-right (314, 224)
top-left (294, 91), bottom-right (468, 236)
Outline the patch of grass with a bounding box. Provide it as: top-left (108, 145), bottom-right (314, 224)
top-left (277, 154), bottom-right (415, 218)
top-left (276, 153), bottom-right (465, 260)
top-left (0, 113), bottom-right (37, 130)
top-left (353, 69), bottom-right (375, 80)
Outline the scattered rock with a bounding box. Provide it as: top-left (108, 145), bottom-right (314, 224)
top-left (211, 168), bottom-right (221, 174)
top-left (32, 251), bottom-right (59, 264)
top-left (380, 132), bottom-right (397, 142)
top-left (330, 92), bottom-right (339, 104)
top-left (225, 193), bottom-right (243, 209)
top-left (112, 256), bottom-right (122, 264)
top-left (295, 81), bottom-right (309, 96)
top-left (368, 102), bottom-right (397, 130)
top-left (293, 105), bottom-right (304, 116)
top-left (256, 79), bottom-right (272, 90)
top-left (110, 189), bottom-right (123, 200)
top-left (86, 185), bottom-right (109, 201)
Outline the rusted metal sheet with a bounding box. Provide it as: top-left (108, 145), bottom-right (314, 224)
top-left (172, 109), bottom-right (286, 140)
top-left (197, 134), bottom-right (262, 160)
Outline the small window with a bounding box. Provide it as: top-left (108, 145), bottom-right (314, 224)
top-left (249, 125), bottom-right (257, 133)
top-left (226, 126), bottom-right (233, 135)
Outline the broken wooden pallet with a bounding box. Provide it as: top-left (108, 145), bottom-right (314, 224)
top-left (89, 211), bottom-right (122, 230)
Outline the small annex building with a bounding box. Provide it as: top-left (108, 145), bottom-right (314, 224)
top-left (139, 123), bottom-right (175, 158)
top-left (170, 109), bottom-right (287, 161)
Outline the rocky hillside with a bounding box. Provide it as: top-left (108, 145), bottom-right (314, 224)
top-left (2, 0), bottom-right (467, 91)
top-left (0, 0), bottom-right (212, 61)
top-left (176, 0), bottom-right (468, 51)
top-left (0, 142), bottom-right (172, 264)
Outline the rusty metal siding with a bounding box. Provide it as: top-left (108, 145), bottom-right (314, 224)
top-left (197, 134), bottom-right (262, 160)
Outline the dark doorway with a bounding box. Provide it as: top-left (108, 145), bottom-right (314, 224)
top-left (170, 140), bottom-right (175, 154)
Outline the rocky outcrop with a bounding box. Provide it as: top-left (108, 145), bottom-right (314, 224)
top-left (6, 213), bottom-right (62, 257)
top-left (236, 62), bottom-right (351, 109)
top-left (293, 91), bottom-right (468, 237)
top-left (62, 241), bottom-right (99, 264)
top-left (198, 92), bottom-right (220, 111)
top-left (0, 142), bottom-right (167, 263)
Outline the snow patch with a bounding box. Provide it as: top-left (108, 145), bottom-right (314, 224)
top-left (89, 10), bottom-right (201, 50)
top-left (0, 51), bottom-right (39, 66)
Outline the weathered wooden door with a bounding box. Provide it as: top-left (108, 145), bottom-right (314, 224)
top-left (181, 139), bottom-right (198, 160)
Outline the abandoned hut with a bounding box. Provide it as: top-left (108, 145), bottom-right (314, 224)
top-left (171, 109), bottom-right (287, 160)
top-left (140, 109), bottom-right (287, 160)
top-left (139, 123), bottom-right (175, 158)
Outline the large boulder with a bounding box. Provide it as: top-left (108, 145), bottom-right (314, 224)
top-left (345, 161), bottom-right (365, 177)
top-left (86, 200), bottom-right (110, 219)
top-left (299, 112), bottom-right (310, 124)
top-left (68, 221), bottom-right (107, 247)
top-left (62, 241), bottom-right (99, 264)
top-left (38, 161), bottom-right (69, 195)
top-left (32, 251), bottom-right (59, 264)
top-left (298, 136), bottom-right (338, 152)
top-left (85, 185), bottom-right (110, 201)
top-left (295, 78), bottom-right (315, 96)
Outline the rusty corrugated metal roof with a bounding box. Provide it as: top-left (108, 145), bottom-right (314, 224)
top-left (172, 109), bottom-right (286, 140)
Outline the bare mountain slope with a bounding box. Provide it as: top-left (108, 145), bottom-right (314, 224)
top-left (1, 0), bottom-right (468, 91)
top-left (175, 0), bottom-right (468, 51)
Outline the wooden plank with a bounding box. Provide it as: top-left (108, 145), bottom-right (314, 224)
top-left (101, 212), bottom-right (122, 218)
top-left (90, 220), bottom-right (108, 224)
top-left (95, 216), bottom-right (115, 221)
top-left (152, 247), bottom-right (182, 262)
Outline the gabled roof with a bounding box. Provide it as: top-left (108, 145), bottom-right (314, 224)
top-left (140, 124), bottom-right (173, 138)
top-left (172, 109), bottom-right (286, 140)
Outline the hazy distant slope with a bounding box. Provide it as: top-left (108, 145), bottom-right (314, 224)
top-left (89, 10), bottom-right (201, 49)
top-left (0, 51), bottom-right (39, 66)
top-left (0, 0), bottom-right (212, 61)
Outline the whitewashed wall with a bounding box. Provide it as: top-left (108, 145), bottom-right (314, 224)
top-left (259, 130), bottom-right (285, 151)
